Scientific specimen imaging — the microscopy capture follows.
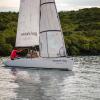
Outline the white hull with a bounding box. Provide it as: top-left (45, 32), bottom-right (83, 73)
top-left (4, 57), bottom-right (73, 70)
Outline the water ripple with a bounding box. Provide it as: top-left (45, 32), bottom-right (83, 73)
top-left (0, 56), bottom-right (100, 100)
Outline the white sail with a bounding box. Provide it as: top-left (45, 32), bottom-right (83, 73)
top-left (4, 0), bottom-right (73, 70)
top-left (16, 0), bottom-right (40, 47)
top-left (40, 0), bottom-right (66, 57)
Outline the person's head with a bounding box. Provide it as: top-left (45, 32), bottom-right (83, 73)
top-left (14, 47), bottom-right (17, 50)
top-left (14, 47), bottom-right (20, 51)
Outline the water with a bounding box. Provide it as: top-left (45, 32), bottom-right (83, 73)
top-left (0, 56), bottom-right (100, 100)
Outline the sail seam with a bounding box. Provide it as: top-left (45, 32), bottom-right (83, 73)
top-left (41, 2), bottom-right (55, 6)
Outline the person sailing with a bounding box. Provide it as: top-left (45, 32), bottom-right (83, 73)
top-left (27, 50), bottom-right (38, 58)
top-left (10, 48), bottom-right (23, 60)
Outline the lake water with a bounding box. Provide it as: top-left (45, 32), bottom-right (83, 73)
top-left (0, 56), bottom-right (100, 100)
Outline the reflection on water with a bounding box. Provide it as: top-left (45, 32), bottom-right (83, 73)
top-left (0, 56), bottom-right (100, 100)
top-left (0, 66), bottom-right (18, 100)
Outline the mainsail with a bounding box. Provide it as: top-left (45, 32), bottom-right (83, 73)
top-left (40, 0), bottom-right (66, 57)
top-left (16, 0), bottom-right (40, 47)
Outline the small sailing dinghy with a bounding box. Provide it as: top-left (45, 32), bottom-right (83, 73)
top-left (4, 0), bottom-right (74, 70)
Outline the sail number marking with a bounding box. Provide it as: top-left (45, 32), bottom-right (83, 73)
top-left (21, 32), bottom-right (37, 36)
top-left (53, 60), bottom-right (67, 62)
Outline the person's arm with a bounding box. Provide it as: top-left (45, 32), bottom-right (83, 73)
top-left (17, 49), bottom-right (23, 52)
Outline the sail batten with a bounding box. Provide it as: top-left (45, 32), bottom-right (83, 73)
top-left (40, 30), bottom-right (61, 33)
top-left (41, 2), bottom-right (55, 6)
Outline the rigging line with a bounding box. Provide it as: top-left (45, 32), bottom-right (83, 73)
top-left (46, 32), bottom-right (49, 57)
top-left (39, 0), bottom-right (41, 56)
top-left (45, 3), bottom-right (49, 58)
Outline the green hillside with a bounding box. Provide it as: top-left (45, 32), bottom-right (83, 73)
top-left (59, 7), bottom-right (100, 55)
top-left (0, 7), bottom-right (100, 56)
top-left (0, 12), bottom-right (18, 56)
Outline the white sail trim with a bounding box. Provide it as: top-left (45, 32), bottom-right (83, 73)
top-left (40, 0), bottom-right (66, 57)
top-left (16, 0), bottom-right (40, 47)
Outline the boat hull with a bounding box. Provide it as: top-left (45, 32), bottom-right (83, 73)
top-left (3, 57), bottom-right (73, 70)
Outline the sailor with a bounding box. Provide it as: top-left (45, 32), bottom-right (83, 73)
top-left (10, 48), bottom-right (22, 60)
top-left (32, 50), bottom-right (38, 58)
top-left (27, 50), bottom-right (38, 58)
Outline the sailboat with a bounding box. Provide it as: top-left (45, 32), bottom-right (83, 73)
top-left (4, 0), bottom-right (74, 70)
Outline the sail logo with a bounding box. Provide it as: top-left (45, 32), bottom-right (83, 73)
top-left (21, 32), bottom-right (37, 36)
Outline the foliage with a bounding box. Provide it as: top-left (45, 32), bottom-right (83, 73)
top-left (0, 12), bottom-right (18, 56)
top-left (0, 8), bottom-right (100, 56)
top-left (59, 7), bottom-right (100, 56)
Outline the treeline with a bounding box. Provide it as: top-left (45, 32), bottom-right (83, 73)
top-left (0, 12), bottom-right (18, 56)
top-left (0, 8), bottom-right (100, 56)
top-left (59, 7), bottom-right (100, 55)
